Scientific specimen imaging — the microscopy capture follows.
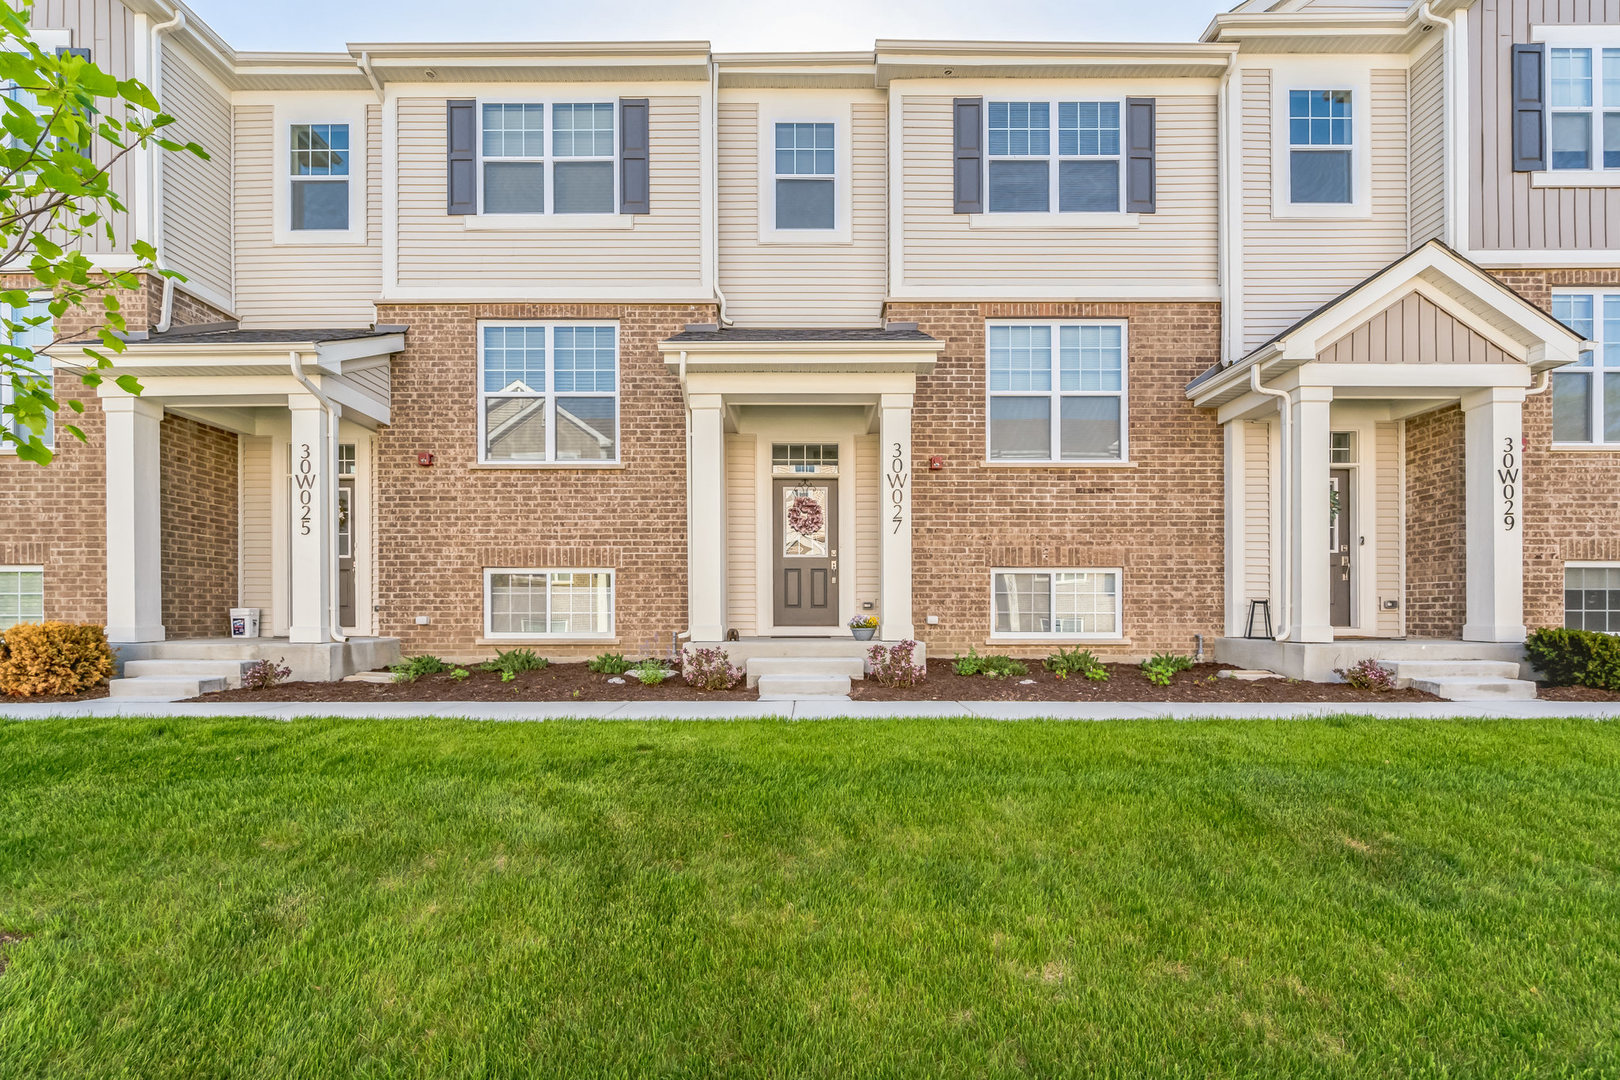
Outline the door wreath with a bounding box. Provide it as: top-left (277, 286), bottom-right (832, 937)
top-left (787, 493), bottom-right (824, 537)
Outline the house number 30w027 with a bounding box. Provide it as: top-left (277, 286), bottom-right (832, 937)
top-left (295, 443), bottom-right (317, 536)
top-left (1498, 435), bottom-right (1518, 532)
top-left (887, 441), bottom-right (909, 535)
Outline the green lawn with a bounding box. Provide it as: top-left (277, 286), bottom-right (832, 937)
top-left (1, 717), bottom-right (1617, 1078)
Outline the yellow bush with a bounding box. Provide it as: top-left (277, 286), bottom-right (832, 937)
top-left (0, 622), bottom-right (116, 697)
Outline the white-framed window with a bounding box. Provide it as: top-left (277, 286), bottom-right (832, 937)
top-left (484, 568), bottom-right (614, 638)
top-left (289, 123), bottom-right (350, 231)
top-left (986, 320), bottom-right (1127, 463)
top-left (477, 321), bottom-right (619, 464)
top-left (1550, 291), bottom-right (1620, 445)
top-left (773, 122), bottom-right (835, 230)
top-left (272, 99), bottom-right (366, 245)
top-left (1288, 89), bottom-right (1353, 204)
top-left (2, 295), bottom-right (54, 450)
top-left (1565, 563), bottom-right (1620, 632)
top-left (1547, 46), bottom-right (1620, 172)
top-left (0, 566), bottom-right (44, 630)
top-left (479, 101), bottom-right (616, 216)
top-left (991, 568), bottom-right (1122, 639)
top-left (986, 99), bottom-right (1123, 213)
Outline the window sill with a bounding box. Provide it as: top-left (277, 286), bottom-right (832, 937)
top-left (475, 636), bottom-right (618, 647)
top-left (272, 232), bottom-right (369, 247)
top-left (968, 212), bottom-right (1139, 230)
top-left (756, 231), bottom-right (855, 246)
top-left (471, 461), bottom-right (625, 470)
top-left (979, 459), bottom-right (1137, 469)
top-left (1549, 443), bottom-right (1620, 452)
top-left (1270, 205), bottom-right (1371, 221)
top-left (989, 635), bottom-right (1130, 645)
top-left (1531, 170), bottom-right (1620, 188)
top-left (462, 213), bottom-right (635, 231)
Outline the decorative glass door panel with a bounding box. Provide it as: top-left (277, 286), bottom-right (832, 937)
top-left (773, 477), bottom-right (837, 626)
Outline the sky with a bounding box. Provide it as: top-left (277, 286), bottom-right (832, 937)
top-left (183, 0), bottom-right (1228, 53)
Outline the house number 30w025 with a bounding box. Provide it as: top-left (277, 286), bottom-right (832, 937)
top-left (295, 443), bottom-right (317, 536)
top-left (1498, 436), bottom-right (1518, 532)
top-left (887, 441), bottom-right (908, 535)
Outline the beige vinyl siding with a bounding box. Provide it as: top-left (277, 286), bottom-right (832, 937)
top-left (1243, 420), bottom-right (1272, 607)
top-left (233, 104), bottom-right (382, 327)
top-left (344, 364), bottom-right (390, 400)
top-left (718, 96), bottom-right (888, 327)
top-left (1241, 67), bottom-right (1409, 352)
top-left (239, 435), bottom-right (274, 616)
top-left (395, 96), bottom-right (703, 291)
top-left (1375, 420), bottom-right (1403, 636)
top-left (160, 41), bottom-right (233, 305)
top-left (1468, 0), bottom-right (1620, 251)
top-left (855, 433), bottom-right (880, 611)
top-left (1316, 292), bottom-right (1518, 363)
top-left (725, 433), bottom-right (757, 635)
top-left (898, 92), bottom-right (1219, 293)
top-left (1408, 41), bottom-right (1446, 248)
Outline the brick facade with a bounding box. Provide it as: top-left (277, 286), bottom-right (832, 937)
top-left (1403, 404), bottom-right (1466, 638)
top-left (159, 414), bottom-right (239, 639)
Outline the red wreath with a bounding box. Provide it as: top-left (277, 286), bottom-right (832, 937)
top-left (787, 494), bottom-right (824, 537)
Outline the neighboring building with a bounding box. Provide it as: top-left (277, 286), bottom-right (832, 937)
top-left (2, 0), bottom-right (1615, 680)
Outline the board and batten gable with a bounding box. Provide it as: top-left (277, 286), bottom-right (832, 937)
top-left (1467, 0), bottom-right (1620, 253)
top-left (159, 39), bottom-right (233, 309)
top-left (392, 93), bottom-right (705, 297)
top-left (893, 84), bottom-right (1220, 299)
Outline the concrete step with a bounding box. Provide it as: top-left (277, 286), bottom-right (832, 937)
top-left (745, 656), bottom-right (865, 688)
top-left (755, 673), bottom-right (852, 700)
top-left (123, 659), bottom-right (256, 687)
top-left (1385, 659), bottom-right (1521, 685)
top-left (108, 675), bottom-right (229, 701)
top-left (1410, 676), bottom-right (1538, 701)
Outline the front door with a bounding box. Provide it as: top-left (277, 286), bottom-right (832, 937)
top-left (773, 477), bottom-right (838, 626)
top-left (1329, 467), bottom-right (1354, 627)
top-left (337, 479), bottom-right (355, 628)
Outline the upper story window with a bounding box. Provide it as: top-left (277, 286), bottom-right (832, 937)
top-left (1551, 292), bottom-right (1620, 445)
top-left (774, 122), bottom-right (835, 230)
top-left (480, 102), bottom-right (616, 215)
top-left (289, 123), bottom-right (350, 231)
top-left (986, 100), bottom-right (1122, 213)
top-left (477, 322), bottom-right (619, 464)
top-left (1288, 90), bottom-right (1353, 204)
top-left (986, 320), bottom-right (1127, 463)
top-left (1548, 47), bottom-right (1620, 171)
top-left (2, 296), bottom-right (53, 450)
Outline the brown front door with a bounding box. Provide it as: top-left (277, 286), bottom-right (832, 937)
top-left (1329, 467), bottom-right (1353, 627)
top-left (773, 477), bottom-right (837, 626)
top-left (337, 479), bottom-right (355, 628)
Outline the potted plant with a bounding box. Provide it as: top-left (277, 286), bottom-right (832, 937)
top-left (848, 614), bottom-right (879, 641)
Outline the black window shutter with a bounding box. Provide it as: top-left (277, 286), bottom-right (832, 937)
top-left (620, 98), bottom-right (650, 215)
top-left (446, 99), bottom-right (477, 215)
top-left (1124, 97), bottom-right (1156, 213)
top-left (953, 97), bottom-right (984, 214)
top-left (1511, 43), bottom-right (1546, 172)
top-left (56, 46), bottom-right (91, 61)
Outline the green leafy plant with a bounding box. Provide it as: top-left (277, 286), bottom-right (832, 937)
top-left (588, 652), bottom-right (633, 675)
top-left (1524, 627), bottom-right (1620, 691)
top-left (390, 655), bottom-right (451, 683)
top-left (953, 647), bottom-right (1028, 679)
top-left (449, 667), bottom-right (470, 682)
top-left (629, 659), bottom-right (669, 686)
top-left (847, 615), bottom-right (879, 630)
top-left (479, 648), bottom-right (547, 683)
top-left (1043, 646), bottom-right (1109, 681)
top-left (1140, 652), bottom-right (1194, 687)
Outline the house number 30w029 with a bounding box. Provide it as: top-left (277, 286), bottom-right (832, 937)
top-left (295, 443), bottom-right (317, 536)
top-left (1498, 436), bottom-right (1518, 532)
top-left (887, 441), bottom-right (909, 535)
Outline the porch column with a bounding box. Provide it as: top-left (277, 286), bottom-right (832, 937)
top-left (879, 393), bottom-right (915, 641)
top-left (1288, 387), bottom-right (1334, 643)
top-left (103, 395), bottom-right (165, 642)
top-left (288, 395), bottom-right (334, 644)
top-left (1462, 386), bottom-right (1526, 642)
top-left (687, 394), bottom-right (727, 641)
top-left (1222, 420), bottom-right (1245, 638)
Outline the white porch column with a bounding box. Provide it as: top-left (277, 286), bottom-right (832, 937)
top-left (1288, 386), bottom-right (1334, 643)
top-left (103, 395), bottom-right (165, 642)
top-left (288, 396), bottom-right (334, 644)
top-left (1462, 386), bottom-right (1526, 642)
top-left (1222, 420), bottom-right (1245, 638)
top-left (878, 393), bottom-right (915, 641)
top-left (687, 394), bottom-right (727, 641)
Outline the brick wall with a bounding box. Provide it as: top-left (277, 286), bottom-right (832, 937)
top-left (371, 302), bottom-right (715, 660)
top-left (159, 414), bottom-right (239, 639)
top-left (1403, 404), bottom-right (1466, 638)
top-left (886, 302), bottom-right (1225, 658)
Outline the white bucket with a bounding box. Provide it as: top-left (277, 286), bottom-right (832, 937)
top-left (230, 608), bottom-right (260, 639)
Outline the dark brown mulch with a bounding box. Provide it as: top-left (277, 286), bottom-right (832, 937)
top-left (850, 661), bottom-right (1442, 702)
top-left (3, 685), bottom-right (110, 704)
top-left (1535, 683), bottom-right (1620, 701)
top-left (187, 662), bottom-right (756, 703)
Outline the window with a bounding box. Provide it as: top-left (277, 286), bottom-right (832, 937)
top-left (337, 443), bottom-right (356, 475)
top-left (1288, 90), bottom-right (1353, 204)
top-left (1330, 431), bottom-right (1357, 463)
top-left (0, 566), bottom-right (43, 630)
top-left (289, 123), bottom-right (349, 230)
top-left (477, 322), bottom-right (618, 464)
top-left (986, 100), bottom-right (1122, 213)
top-left (1551, 292), bottom-right (1620, 445)
top-left (774, 122), bottom-right (835, 230)
top-left (481, 102), bottom-right (615, 215)
top-left (1547, 47), bottom-right (1620, 171)
top-left (771, 443), bottom-right (839, 475)
top-left (1565, 564), bottom-right (1620, 632)
top-left (2, 296), bottom-right (53, 449)
top-left (485, 569), bottom-right (614, 638)
top-left (992, 569), bottom-right (1121, 638)
top-left (986, 321), bottom-right (1127, 462)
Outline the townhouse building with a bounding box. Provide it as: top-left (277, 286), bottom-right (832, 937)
top-left (2, 0), bottom-right (1616, 682)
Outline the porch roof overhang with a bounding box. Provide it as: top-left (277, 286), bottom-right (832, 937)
top-left (1185, 241), bottom-right (1591, 412)
top-left (659, 327), bottom-right (942, 376)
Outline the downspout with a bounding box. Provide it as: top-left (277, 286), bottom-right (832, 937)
top-left (356, 51), bottom-right (384, 101)
top-left (678, 351), bottom-right (693, 650)
top-left (1526, 370), bottom-right (1550, 397)
top-left (708, 58), bottom-right (732, 326)
top-left (1250, 364), bottom-right (1292, 642)
top-left (147, 8), bottom-right (186, 332)
top-left (1417, 3), bottom-right (1458, 248)
top-left (288, 351), bottom-right (348, 644)
top-left (1217, 50), bottom-right (1241, 365)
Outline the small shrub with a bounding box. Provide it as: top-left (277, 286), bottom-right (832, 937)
top-left (449, 667), bottom-right (471, 682)
top-left (1044, 646), bottom-right (1109, 681)
top-left (391, 655), bottom-right (451, 683)
top-left (953, 647), bottom-right (1028, 679)
top-left (479, 648), bottom-right (548, 682)
top-left (1524, 627), bottom-right (1620, 690)
top-left (867, 640), bottom-right (926, 688)
top-left (1141, 652), bottom-right (1194, 687)
top-left (1335, 658), bottom-right (1397, 692)
top-left (587, 652), bottom-right (633, 675)
top-left (682, 646), bottom-right (743, 691)
top-left (240, 658), bottom-right (292, 691)
top-left (630, 659), bottom-right (669, 686)
top-left (0, 622), bottom-right (115, 697)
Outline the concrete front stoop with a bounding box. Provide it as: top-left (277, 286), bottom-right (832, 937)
top-left (745, 655), bottom-right (868, 701)
top-left (1382, 659), bottom-right (1538, 701)
top-left (109, 659), bottom-right (251, 700)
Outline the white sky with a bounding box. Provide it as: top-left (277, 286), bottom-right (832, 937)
top-left (184, 0), bottom-right (1227, 53)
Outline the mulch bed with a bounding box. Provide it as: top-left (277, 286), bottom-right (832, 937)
top-left (188, 663), bottom-right (756, 703)
top-left (3, 685), bottom-right (110, 704)
top-left (1535, 684), bottom-right (1620, 701)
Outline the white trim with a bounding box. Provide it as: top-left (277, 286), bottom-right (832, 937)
top-left (968, 211), bottom-right (1139, 229)
top-left (984, 318), bottom-right (1130, 465)
top-left (1466, 249), bottom-right (1620, 267)
top-left (755, 94), bottom-right (854, 245)
top-left (988, 567), bottom-right (1125, 641)
top-left (888, 284), bottom-right (1222, 302)
top-left (482, 567), bottom-right (616, 640)
top-left (475, 320), bottom-right (621, 466)
top-left (1268, 60), bottom-right (1373, 220)
top-left (461, 213), bottom-right (634, 231)
top-left (1548, 287), bottom-right (1620, 448)
top-left (1529, 27), bottom-right (1620, 184)
top-left (1560, 563), bottom-right (1620, 632)
top-left (982, 95), bottom-right (1128, 216)
top-left (271, 97), bottom-right (369, 247)
top-left (472, 96), bottom-right (620, 222)
top-left (382, 286), bottom-right (717, 303)
top-left (0, 564), bottom-right (45, 629)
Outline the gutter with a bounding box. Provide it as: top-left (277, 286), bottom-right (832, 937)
top-left (288, 350), bottom-right (348, 644)
top-left (1216, 49), bottom-right (1241, 365)
top-left (1249, 365), bottom-right (1292, 643)
top-left (148, 8), bottom-right (186, 332)
top-left (356, 50), bottom-right (384, 101)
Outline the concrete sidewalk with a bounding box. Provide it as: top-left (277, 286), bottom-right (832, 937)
top-left (2, 698), bottom-right (1618, 721)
